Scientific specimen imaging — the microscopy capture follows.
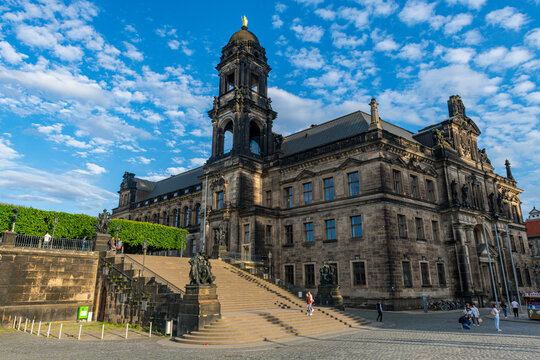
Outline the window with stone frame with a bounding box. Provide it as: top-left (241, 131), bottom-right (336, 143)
top-left (196, 204), bottom-right (201, 225)
top-left (415, 218), bottom-right (424, 240)
top-left (348, 171), bottom-right (360, 196)
top-left (352, 261), bottom-right (367, 286)
top-left (420, 262), bottom-right (430, 286)
top-left (284, 265), bottom-right (294, 285)
top-left (325, 219), bottom-right (336, 241)
top-left (351, 215), bottom-right (363, 239)
top-left (304, 222), bottom-right (314, 242)
top-left (410, 175), bottom-right (418, 198)
top-left (393, 170), bottom-right (402, 194)
top-left (437, 263), bottom-right (446, 286)
top-left (304, 264), bottom-right (315, 287)
top-left (163, 211), bottom-right (169, 226)
top-left (303, 182), bottom-right (313, 205)
top-left (265, 190), bottom-right (272, 207)
top-left (432, 220), bottom-right (439, 242)
top-left (323, 177), bottom-right (334, 201)
top-left (243, 224), bottom-right (250, 244)
top-left (216, 191), bottom-right (224, 210)
top-left (184, 207), bottom-right (190, 227)
top-left (265, 225), bottom-right (272, 245)
top-left (516, 267), bottom-right (523, 286)
top-left (426, 180), bottom-right (435, 202)
top-left (519, 236), bottom-right (525, 253)
top-left (402, 261), bottom-right (412, 287)
top-left (397, 215), bottom-right (407, 238)
top-left (513, 205), bottom-right (520, 223)
top-left (284, 225), bottom-right (293, 245)
top-left (525, 268), bottom-right (532, 286)
top-left (284, 187), bottom-right (293, 209)
top-left (510, 235), bottom-right (516, 252)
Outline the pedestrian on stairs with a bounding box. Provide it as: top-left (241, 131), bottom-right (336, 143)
top-left (306, 291), bottom-right (314, 316)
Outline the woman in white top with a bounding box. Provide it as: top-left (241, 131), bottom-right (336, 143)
top-left (491, 303), bottom-right (502, 332)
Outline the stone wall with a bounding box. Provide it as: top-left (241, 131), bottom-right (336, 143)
top-left (0, 246), bottom-right (98, 323)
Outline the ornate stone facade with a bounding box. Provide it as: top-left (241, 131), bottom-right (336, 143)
top-left (112, 23), bottom-right (536, 309)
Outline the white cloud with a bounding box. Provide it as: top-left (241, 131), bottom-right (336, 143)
top-left (276, 3), bottom-right (288, 12)
top-left (445, 0), bottom-right (486, 10)
top-left (168, 39), bottom-right (180, 50)
top-left (398, 0), bottom-right (444, 29)
top-left (444, 47), bottom-right (476, 64)
top-left (372, 31), bottom-right (399, 52)
top-left (128, 156), bottom-right (153, 165)
top-left (331, 31), bottom-right (367, 49)
top-left (15, 24), bottom-right (57, 48)
top-left (0, 41), bottom-right (28, 64)
top-left (189, 158), bottom-right (206, 167)
top-left (485, 7), bottom-right (529, 31)
top-left (476, 46), bottom-right (534, 70)
top-left (314, 8), bottom-right (336, 21)
top-left (272, 15), bottom-right (283, 28)
top-left (462, 29), bottom-right (483, 45)
top-left (444, 13), bottom-right (473, 35)
top-left (398, 43), bottom-right (425, 61)
top-left (338, 7), bottom-right (370, 29)
top-left (295, 0), bottom-right (325, 5)
top-left (356, 0), bottom-right (399, 16)
top-left (288, 47), bottom-right (325, 69)
top-left (73, 162), bottom-right (107, 175)
top-left (0, 137), bottom-right (21, 168)
top-left (291, 24), bottom-right (325, 43)
top-left (525, 28), bottom-right (540, 49)
top-left (124, 42), bottom-right (143, 61)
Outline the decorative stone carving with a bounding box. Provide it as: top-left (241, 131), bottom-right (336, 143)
top-left (189, 252), bottom-right (216, 285)
top-left (451, 180), bottom-right (459, 204)
top-left (479, 148), bottom-right (491, 164)
top-left (319, 264), bottom-right (337, 286)
top-left (461, 184), bottom-right (469, 206)
top-left (432, 129), bottom-right (451, 148)
top-left (96, 209), bottom-right (111, 234)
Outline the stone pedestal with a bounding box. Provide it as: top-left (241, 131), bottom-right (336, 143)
top-left (212, 243), bottom-right (228, 259)
top-left (94, 233), bottom-right (111, 252)
top-left (176, 284), bottom-right (221, 336)
top-left (1, 231), bottom-right (16, 247)
top-left (316, 285), bottom-right (344, 310)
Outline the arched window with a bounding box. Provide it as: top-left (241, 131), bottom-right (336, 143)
top-left (163, 211), bottom-right (168, 226)
top-left (249, 121), bottom-right (261, 155)
top-left (223, 121), bottom-right (233, 154)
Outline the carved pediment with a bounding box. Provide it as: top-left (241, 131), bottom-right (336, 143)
top-left (294, 169), bottom-right (316, 181)
top-left (337, 158), bottom-right (363, 170)
top-left (390, 156), bottom-right (408, 167)
top-left (423, 165), bottom-right (438, 177)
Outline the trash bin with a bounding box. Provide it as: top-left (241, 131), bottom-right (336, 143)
top-left (77, 306), bottom-right (89, 320)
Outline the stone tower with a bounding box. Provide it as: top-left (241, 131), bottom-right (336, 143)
top-left (208, 18), bottom-right (277, 161)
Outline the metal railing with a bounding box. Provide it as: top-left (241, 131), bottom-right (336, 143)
top-left (14, 234), bottom-right (93, 252)
top-left (123, 254), bottom-right (184, 295)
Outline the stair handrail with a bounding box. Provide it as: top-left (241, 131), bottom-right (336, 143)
top-left (122, 254), bottom-right (185, 295)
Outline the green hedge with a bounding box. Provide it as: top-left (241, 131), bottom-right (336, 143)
top-left (109, 219), bottom-right (187, 250)
top-left (1, 204), bottom-right (188, 251)
top-left (0, 203), bottom-right (96, 238)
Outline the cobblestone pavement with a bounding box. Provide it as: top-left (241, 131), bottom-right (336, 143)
top-left (1, 308), bottom-right (538, 359)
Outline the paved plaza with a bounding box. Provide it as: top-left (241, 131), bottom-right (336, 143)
top-left (1, 309), bottom-right (538, 359)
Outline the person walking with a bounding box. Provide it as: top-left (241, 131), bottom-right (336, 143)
top-left (471, 304), bottom-right (480, 326)
top-left (81, 236), bottom-right (87, 251)
top-left (43, 231), bottom-right (51, 248)
top-left (491, 303), bottom-right (502, 332)
top-left (500, 299), bottom-right (508, 318)
top-left (306, 291), bottom-right (314, 316)
top-left (376, 301), bottom-right (383, 322)
top-left (116, 238), bottom-right (123, 254)
top-left (511, 299), bottom-right (519, 318)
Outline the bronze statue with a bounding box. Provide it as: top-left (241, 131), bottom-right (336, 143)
top-left (216, 224), bottom-right (227, 247)
top-left (95, 209), bottom-right (111, 234)
top-left (319, 264), bottom-right (336, 286)
top-left (189, 252), bottom-right (216, 285)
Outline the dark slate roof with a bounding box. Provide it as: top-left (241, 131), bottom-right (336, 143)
top-left (280, 110), bottom-right (418, 157)
top-left (137, 166), bottom-right (204, 201)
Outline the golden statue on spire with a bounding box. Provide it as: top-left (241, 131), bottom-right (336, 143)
top-left (242, 15), bottom-right (248, 28)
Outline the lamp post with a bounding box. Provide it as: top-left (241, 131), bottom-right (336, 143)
top-left (142, 240), bottom-right (148, 277)
top-left (116, 225), bottom-right (120, 253)
top-left (11, 208), bottom-right (18, 232)
top-left (51, 217), bottom-right (58, 240)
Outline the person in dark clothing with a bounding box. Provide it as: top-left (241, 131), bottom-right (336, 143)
top-left (459, 314), bottom-right (472, 329)
top-left (376, 301), bottom-right (383, 322)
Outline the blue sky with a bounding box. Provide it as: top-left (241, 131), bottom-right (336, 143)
top-left (0, 0), bottom-right (539, 216)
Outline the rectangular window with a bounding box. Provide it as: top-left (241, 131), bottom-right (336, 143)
top-left (517, 268), bottom-right (523, 286)
top-left (243, 224), bottom-right (250, 243)
top-left (304, 264), bottom-right (315, 287)
top-left (437, 263), bottom-right (446, 286)
top-left (426, 180), bottom-right (435, 202)
top-left (519, 236), bottom-right (525, 253)
top-left (265, 225), bottom-right (272, 245)
top-left (420, 262), bottom-right (430, 286)
top-left (352, 261), bottom-right (367, 286)
top-left (285, 225), bottom-right (293, 244)
top-left (216, 191), bottom-right (224, 210)
top-left (284, 265), bottom-right (294, 285)
top-left (402, 261), bottom-right (412, 287)
top-left (432, 221), bottom-right (439, 242)
top-left (304, 222), bottom-right (314, 242)
top-left (325, 219), bottom-right (336, 241)
top-left (323, 177), bottom-right (334, 201)
top-left (351, 215), bottom-right (363, 238)
top-left (393, 170), bottom-right (402, 194)
top-left (348, 172), bottom-right (360, 196)
top-left (525, 268), bottom-right (532, 286)
top-left (410, 175), bottom-right (418, 198)
top-left (398, 215), bottom-right (407, 238)
top-left (266, 190), bottom-right (272, 207)
top-left (303, 182), bottom-right (313, 205)
top-left (511, 235), bottom-right (516, 252)
top-left (328, 263), bottom-right (339, 285)
top-left (415, 218), bottom-right (424, 240)
top-left (284, 187), bottom-right (293, 209)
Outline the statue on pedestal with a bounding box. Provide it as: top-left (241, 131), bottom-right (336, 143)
top-left (96, 209), bottom-right (111, 234)
top-left (189, 252), bottom-right (215, 285)
top-left (316, 263), bottom-right (343, 309)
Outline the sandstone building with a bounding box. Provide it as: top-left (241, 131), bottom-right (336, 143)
top-left (112, 22), bottom-right (536, 309)
top-left (525, 207), bottom-right (540, 287)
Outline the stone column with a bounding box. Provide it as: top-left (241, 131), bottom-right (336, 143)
top-left (454, 225), bottom-right (472, 296)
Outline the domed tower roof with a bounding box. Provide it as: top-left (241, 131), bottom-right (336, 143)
top-left (228, 16), bottom-right (259, 44)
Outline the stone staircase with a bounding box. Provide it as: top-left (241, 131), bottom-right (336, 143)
top-left (115, 255), bottom-right (369, 345)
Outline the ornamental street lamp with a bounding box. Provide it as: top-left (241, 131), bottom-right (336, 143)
top-left (51, 217), bottom-right (58, 241)
top-left (142, 240), bottom-right (148, 277)
top-left (11, 208), bottom-right (18, 232)
top-left (116, 225), bottom-right (120, 253)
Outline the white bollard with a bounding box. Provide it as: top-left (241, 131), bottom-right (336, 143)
top-left (47, 323), bottom-right (51, 338)
top-left (78, 324), bottom-right (82, 340)
top-left (37, 321), bottom-right (42, 337)
top-left (101, 324), bottom-right (104, 340)
top-left (24, 319), bottom-right (28, 332)
top-left (30, 319), bottom-right (34, 334)
top-left (58, 323), bottom-right (63, 339)
top-left (13, 316), bottom-right (17, 329)
top-left (125, 323), bottom-right (129, 339)
top-left (149, 322), bottom-right (152, 338)
top-left (18, 317), bottom-right (22, 330)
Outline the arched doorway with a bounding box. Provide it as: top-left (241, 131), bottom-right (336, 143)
top-left (97, 286), bottom-right (107, 322)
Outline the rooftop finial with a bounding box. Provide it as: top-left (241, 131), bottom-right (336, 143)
top-left (368, 97), bottom-right (382, 130)
top-left (241, 15), bottom-right (248, 29)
